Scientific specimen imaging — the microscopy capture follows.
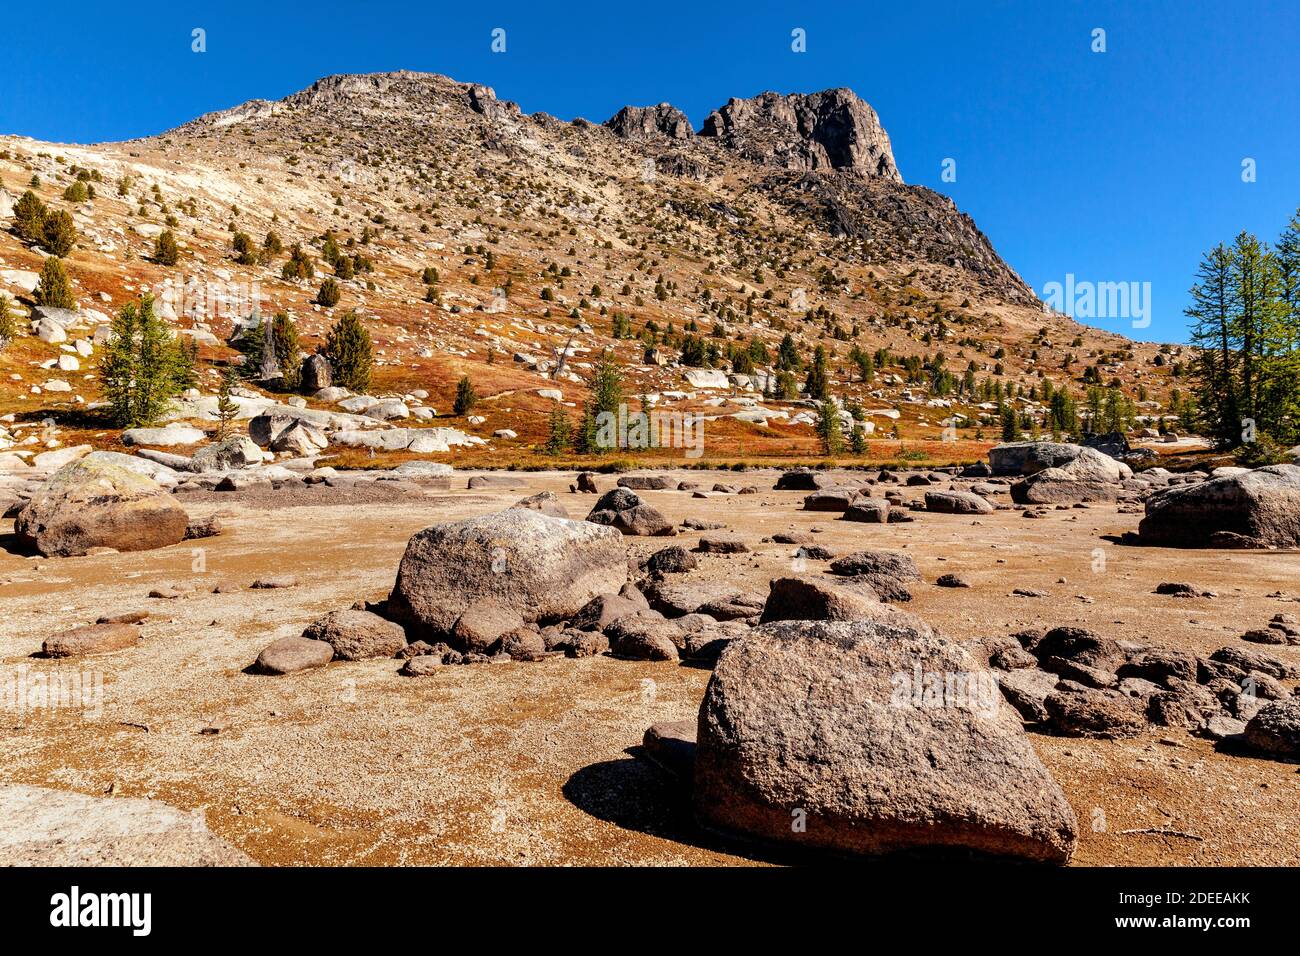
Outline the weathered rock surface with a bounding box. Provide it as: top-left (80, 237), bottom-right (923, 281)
top-left (302, 609), bottom-right (407, 661)
top-left (387, 508), bottom-right (627, 641)
top-left (254, 636), bottom-right (334, 675)
top-left (586, 488), bottom-right (675, 536)
top-left (1138, 465), bottom-right (1300, 549)
top-left (694, 619), bottom-right (1078, 862)
top-left (924, 490), bottom-right (994, 514)
top-left (1242, 699), bottom-right (1300, 757)
top-left (16, 458), bottom-right (189, 557)
top-left (42, 622), bottom-right (139, 658)
top-left (700, 89), bottom-right (902, 182)
top-left (604, 104), bottom-right (694, 141)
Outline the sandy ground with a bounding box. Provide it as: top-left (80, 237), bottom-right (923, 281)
top-left (1, 469), bottom-right (1297, 867)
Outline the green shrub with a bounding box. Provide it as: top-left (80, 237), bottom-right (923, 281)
top-left (42, 210), bottom-right (77, 257)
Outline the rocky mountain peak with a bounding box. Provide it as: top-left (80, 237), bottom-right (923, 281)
top-left (700, 88), bottom-right (902, 182)
top-left (603, 104), bottom-right (695, 141)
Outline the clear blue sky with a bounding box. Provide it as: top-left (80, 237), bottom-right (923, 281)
top-left (1, 0), bottom-right (1296, 344)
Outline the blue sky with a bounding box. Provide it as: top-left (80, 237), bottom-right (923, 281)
top-left (1, 0), bottom-right (1296, 344)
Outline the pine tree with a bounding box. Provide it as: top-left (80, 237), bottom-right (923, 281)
top-left (215, 362), bottom-right (242, 440)
top-left (314, 278), bottom-right (341, 307)
top-left (453, 375), bottom-right (478, 416)
top-left (232, 231), bottom-right (258, 265)
top-left (42, 210), bottom-right (76, 257)
top-left (776, 333), bottom-right (801, 371)
top-left (271, 313), bottom-right (302, 390)
top-left (101, 295), bottom-right (186, 427)
top-left (849, 422), bottom-right (868, 455)
top-left (590, 350), bottom-right (624, 417)
top-left (323, 310), bottom-right (373, 392)
top-left (804, 345), bottom-right (829, 400)
top-left (1000, 404), bottom-right (1018, 442)
top-left (816, 400), bottom-right (842, 455)
top-left (573, 402), bottom-right (601, 455)
top-left (174, 337), bottom-right (200, 392)
top-left (13, 190), bottom-right (47, 244)
top-left (1187, 243), bottom-right (1239, 444)
top-left (545, 404), bottom-right (572, 456)
top-left (34, 257), bottom-right (75, 309)
top-left (154, 229), bottom-right (180, 266)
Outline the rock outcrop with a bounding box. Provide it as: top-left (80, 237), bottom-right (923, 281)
top-left (604, 104), bottom-right (693, 141)
top-left (700, 89), bottom-right (901, 182)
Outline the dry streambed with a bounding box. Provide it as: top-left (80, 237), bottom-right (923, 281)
top-left (1, 465), bottom-right (1298, 866)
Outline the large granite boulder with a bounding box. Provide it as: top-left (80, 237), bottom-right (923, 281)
top-left (694, 619), bottom-right (1078, 862)
top-left (1010, 448), bottom-right (1131, 504)
top-left (15, 458), bottom-right (189, 557)
top-left (1137, 465), bottom-right (1300, 548)
top-left (387, 508), bottom-right (627, 641)
top-left (988, 441), bottom-right (1086, 477)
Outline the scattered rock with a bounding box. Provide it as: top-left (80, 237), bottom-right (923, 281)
top-left (302, 609), bottom-right (406, 661)
top-left (254, 636), bottom-right (333, 675)
top-left (387, 508), bottom-right (627, 641)
top-left (42, 623), bottom-right (139, 658)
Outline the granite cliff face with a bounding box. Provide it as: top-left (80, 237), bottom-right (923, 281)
top-left (699, 89), bottom-right (902, 182)
top-left (604, 104), bottom-right (694, 141)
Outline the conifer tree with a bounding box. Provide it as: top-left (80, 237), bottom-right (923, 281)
top-left (271, 312), bottom-right (302, 390)
top-left (154, 229), bottom-right (180, 266)
top-left (545, 404), bottom-right (572, 456)
top-left (816, 400), bottom-right (842, 455)
top-left (804, 345), bottom-right (829, 400)
top-left (42, 210), bottom-right (76, 257)
top-left (34, 257), bottom-right (75, 309)
top-left (323, 310), bottom-right (373, 392)
top-left (101, 295), bottom-right (186, 427)
top-left (0, 294), bottom-right (16, 350)
top-left (215, 362), bottom-right (242, 440)
top-left (453, 375), bottom-right (478, 416)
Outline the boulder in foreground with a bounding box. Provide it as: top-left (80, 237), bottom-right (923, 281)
top-left (16, 458), bottom-right (189, 557)
top-left (302, 609), bottom-right (407, 661)
top-left (254, 636), bottom-right (333, 675)
top-left (694, 619), bottom-right (1078, 863)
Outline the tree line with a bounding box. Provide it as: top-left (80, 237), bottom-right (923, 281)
top-left (1187, 209), bottom-right (1300, 453)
